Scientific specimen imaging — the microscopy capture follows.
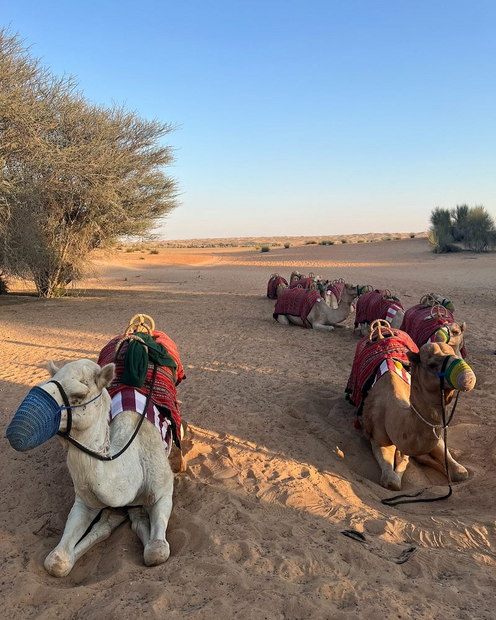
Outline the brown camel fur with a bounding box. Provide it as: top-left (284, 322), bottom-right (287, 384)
top-left (361, 342), bottom-right (476, 490)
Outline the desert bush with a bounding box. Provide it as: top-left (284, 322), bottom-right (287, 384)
top-left (150, 249), bottom-right (159, 254)
top-left (429, 204), bottom-right (495, 253)
top-left (0, 28), bottom-right (178, 297)
top-left (451, 204), bottom-right (469, 242)
top-left (340, 239), bottom-right (347, 244)
top-left (284, 242), bottom-right (290, 249)
top-left (305, 240), bottom-right (318, 245)
top-left (261, 246), bottom-right (270, 252)
top-left (410, 233), bottom-right (415, 238)
top-left (429, 207), bottom-right (455, 253)
top-left (462, 206), bottom-right (496, 252)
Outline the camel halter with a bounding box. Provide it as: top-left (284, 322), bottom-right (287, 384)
top-left (54, 362), bottom-right (158, 461)
top-left (381, 356), bottom-right (460, 507)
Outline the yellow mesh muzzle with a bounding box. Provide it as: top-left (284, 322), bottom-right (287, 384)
top-left (445, 358), bottom-right (475, 391)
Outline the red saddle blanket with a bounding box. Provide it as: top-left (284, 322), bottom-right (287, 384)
top-left (327, 281), bottom-right (345, 301)
top-left (345, 329), bottom-right (418, 414)
top-left (98, 330), bottom-right (185, 446)
top-left (400, 304), bottom-right (465, 353)
top-left (273, 288), bottom-right (322, 327)
top-left (267, 275), bottom-right (288, 299)
top-left (354, 290), bottom-right (404, 328)
top-left (289, 277), bottom-right (315, 289)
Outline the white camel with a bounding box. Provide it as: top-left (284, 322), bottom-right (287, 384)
top-left (8, 359), bottom-right (176, 577)
top-left (274, 283), bottom-right (358, 331)
top-left (360, 340), bottom-right (476, 490)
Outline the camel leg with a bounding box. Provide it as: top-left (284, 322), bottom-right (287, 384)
top-left (312, 322), bottom-right (335, 332)
top-left (44, 497), bottom-right (102, 577)
top-left (276, 315), bottom-right (290, 325)
top-left (128, 495), bottom-right (172, 567)
top-left (370, 441), bottom-right (404, 490)
top-left (394, 449), bottom-right (410, 478)
top-left (415, 438), bottom-right (468, 482)
top-left (143, 492), bottom-right (173, 566)
top-left (330, 323), bottom-right (349, 329)
top-left (128, 506), bottom-right (151, 547)
top-left (72, 509), bottom-right (127, 565)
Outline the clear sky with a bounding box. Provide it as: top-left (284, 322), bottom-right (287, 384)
top-left (4, 1), bottom-right (496, 239)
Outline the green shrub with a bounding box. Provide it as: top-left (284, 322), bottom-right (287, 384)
top-left (150, 249), bottom-right (159, 254)
top-left (340, 239), bottom-right (347, 244)
top-left (462, 206), bottom-right (496, 252)
top-left (284, 242), bottom-right (290, 249)
top-left (261, 246), bottom-right (270, 252)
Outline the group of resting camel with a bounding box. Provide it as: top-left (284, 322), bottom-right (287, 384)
top-left (267, 270), bottom-right (475, 496)
top-left (4, 274), bottom-right (476, 578)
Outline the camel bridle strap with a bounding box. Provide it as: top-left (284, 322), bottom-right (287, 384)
top-left (381, 356), bottom-right (457, 507)
top-left (53, 363), bottom-right (158, 461)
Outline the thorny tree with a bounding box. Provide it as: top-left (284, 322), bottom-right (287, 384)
top-left (0, 29), bottom-right (178, 297)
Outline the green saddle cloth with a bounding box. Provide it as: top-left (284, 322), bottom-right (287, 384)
top-left (120, 333), bottom-right (177, 387)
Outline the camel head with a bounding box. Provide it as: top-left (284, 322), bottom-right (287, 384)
top-left (431, 321), bottom-right (466, 357)
top-left (290, 271), bottom-right (304, 283)
top-left (6, 359), bottom-right (115, 451)
top-left (341, 283), bottom-right (359, 303)
top-left (407, 342), bottom-right (476, 394)
top-left (421, 293), bottom-right (455, 313)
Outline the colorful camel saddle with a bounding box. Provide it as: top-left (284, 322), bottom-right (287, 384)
top-left (289, 276), bottom-right (315, 289)
top-left (400, 304), bottom-right (466, 357)
top-left (354, 289), bottom-right (404, 328)
top-left (326, 281), bottom-right (345, 302)
top-left (345, 328), bottom-right (418, 416)
top-left (267, 274), bottom-right (288, 299)
top-left (98, 325), bottom-right (185, 449)
top-left (273, 288), bottom-right (322, 327)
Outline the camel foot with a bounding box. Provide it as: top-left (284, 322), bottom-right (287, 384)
top-left (380, 472), bottom-right (402, 491)
top-left (144, 539), bottom-right (170, 566)
top-left (451, 465), bottom-right (469, 482)
top-left (45, 548), bottom-right (73, 578)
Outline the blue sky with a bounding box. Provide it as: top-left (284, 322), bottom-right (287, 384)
top-left (4, 1), bottom-right (496, 239)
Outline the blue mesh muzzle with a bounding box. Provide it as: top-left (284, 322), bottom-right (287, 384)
top-left (6, 386), bottom-right (62, 451)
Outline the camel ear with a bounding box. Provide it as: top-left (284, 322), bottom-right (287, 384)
top-left (407, 350), bottom-right (421, 365)
top-left (460, 321), bottom-right (466, 333)
top-left (96, 363), bottom-right (115, 390)
top-left (48, 361), bottom-right (60, 377)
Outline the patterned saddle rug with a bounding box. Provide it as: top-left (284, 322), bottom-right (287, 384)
top-left (354, 290), bottom-right (404, 328)
top-left (289, 276), bottom-right (315, 290)
top-left (273, 288), bottom-right (322, 327)
top-left (98, 329), bottom-right (185, 449)
top-left (400, 304), bottom-right (466, 356)
top-left (345, 328), bottom-right (418, 416)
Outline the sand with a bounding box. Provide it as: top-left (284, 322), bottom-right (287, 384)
top-left (1, 237), bottom-right (495, 620)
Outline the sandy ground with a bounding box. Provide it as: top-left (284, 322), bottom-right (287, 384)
top-left (1, 237), bottom-right (495, 620)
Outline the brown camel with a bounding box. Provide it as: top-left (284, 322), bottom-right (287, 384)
top-left (360, 340), bottom-right (476, 490)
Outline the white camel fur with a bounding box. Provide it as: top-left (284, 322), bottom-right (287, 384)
top-left (361, 341), bottom-right (476, 491)
top-left (41, 358), bottom-right (175, 577)
top-left (276, 283), bottom-right (357, 331)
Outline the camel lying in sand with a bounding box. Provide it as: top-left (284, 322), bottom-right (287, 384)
top-left (348, 323), bottom-right (476, 490)
top-left (354, 289), bottom-right (405, 336)
top-left (273, 283), bottom-right (357, 331)
top-left (7, 321), bottom-right (185, 577)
